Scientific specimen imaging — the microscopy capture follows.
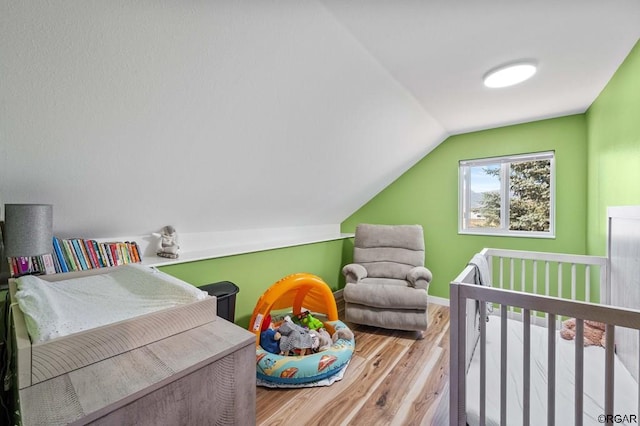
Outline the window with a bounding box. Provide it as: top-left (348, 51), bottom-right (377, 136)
top-left (459, 151), bottom-right (555, 237)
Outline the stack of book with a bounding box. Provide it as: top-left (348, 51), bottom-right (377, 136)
top-left (7, 237), bottom-right (142, 277)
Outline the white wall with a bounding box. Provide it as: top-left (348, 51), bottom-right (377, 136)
top-left (0, 1), bottom-right (445, 241)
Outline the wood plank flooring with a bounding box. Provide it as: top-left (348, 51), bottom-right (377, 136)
top-left (256, 303), bottom-right (450, 426)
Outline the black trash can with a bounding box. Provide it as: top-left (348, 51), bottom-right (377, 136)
top-left (199, 281), bottom-right (240, 322)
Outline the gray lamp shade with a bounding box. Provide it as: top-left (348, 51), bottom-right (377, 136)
top-left (4, 204), bottom-right (53, 257)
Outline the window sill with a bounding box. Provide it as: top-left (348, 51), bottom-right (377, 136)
top-left (458, 230), bottom-right (555, 239)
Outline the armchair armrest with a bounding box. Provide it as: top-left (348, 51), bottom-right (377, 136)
top-left (406, 266), bottom-right (433, 291)
top-left (342, 263), bottom-right (368, 284)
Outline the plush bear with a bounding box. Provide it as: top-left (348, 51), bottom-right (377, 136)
top-left (259, 314), bottom-right (281, 354)
top-left (560, 318), bottom-right (606, 347)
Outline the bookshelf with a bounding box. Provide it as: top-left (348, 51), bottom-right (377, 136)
top-left (7, 238), bottom-right (141, 277)
top-left (5, 225), bottom-right (355, 276)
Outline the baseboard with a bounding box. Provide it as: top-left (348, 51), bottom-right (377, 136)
top-left (428, 295), bottom-right (449, 307)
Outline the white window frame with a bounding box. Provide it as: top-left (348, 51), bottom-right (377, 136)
top-left (458, 151), bottom-right (555, 238)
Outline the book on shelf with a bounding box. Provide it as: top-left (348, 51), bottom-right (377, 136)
top-left (85, 240), bottom-right (100, 268)
top-left (6, 237), bottom-right (143, 277)
top-left (71, 239), bottom-right (88, 270)
top-left (52, 237), bottom-right (69, 273)
top-left (62, 239), bottom-right (79, 271)
top-left (42, 253), bottom-right (56, 275)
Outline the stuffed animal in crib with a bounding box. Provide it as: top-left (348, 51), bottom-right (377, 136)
top-left (259, 314), bottom-right (282, 354)
top-left (297, 310), bottom-right (324, 330)
top-left (153, 225), bottom-right (180, 259)
top-left (560, 318), bottom-right (606, 347)
top-left (277, 316), bottom-right (314, 356)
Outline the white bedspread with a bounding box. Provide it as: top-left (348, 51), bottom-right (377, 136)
top-left (15, 264), bottom-right (208, 344)
top-left (467, 316), bottom-right (638, 426)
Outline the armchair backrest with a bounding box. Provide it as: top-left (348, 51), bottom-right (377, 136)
top-left (353, 224), bottom-right (425, 280)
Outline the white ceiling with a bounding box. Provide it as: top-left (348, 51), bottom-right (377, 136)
top-left (321, 0), bottom-right (640, 134)
top-left (1, 1), bottom-right (639, 240)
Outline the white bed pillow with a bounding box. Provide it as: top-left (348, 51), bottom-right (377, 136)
top-left (15, 264), bottom-right (208, 344)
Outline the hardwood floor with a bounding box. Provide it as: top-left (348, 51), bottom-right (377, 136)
top-left (256, 304), bottom-right (450, 425)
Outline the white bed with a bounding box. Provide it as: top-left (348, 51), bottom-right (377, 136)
top-left (450, 206), bottom-right (640, 426)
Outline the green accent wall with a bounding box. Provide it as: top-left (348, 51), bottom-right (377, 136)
top-left (341, 115), bottom-right (589, 299)
top-left (586, 40), bottom-right (640, 256)
top-left (158, 239), bottom-right (346, 328)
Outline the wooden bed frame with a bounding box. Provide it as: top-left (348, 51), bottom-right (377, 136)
top-left (9, 267), bottom-right (256, 425)
top-left (450, 206), bottom-right (640, 426)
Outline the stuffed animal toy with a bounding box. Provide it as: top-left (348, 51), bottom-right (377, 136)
top-left (259, 314), bottom-right (281, 354)
top-left (312, 327), bottom-right (332, 352)
top-left (297, 310), bottom-right (324, 330)
top-left (153, 225), bottom-right (180, 259)
top-left (277, 316), bottom-right (314, 356)
top-left (560, 318), bottom-right (606, 347)
top-left (309, 331), bottom-right (320, 352)
top-left (332, 327), bottom-right (355, 343)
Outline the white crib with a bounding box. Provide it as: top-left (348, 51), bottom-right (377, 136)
top-left (450, 206), bottom-right (640, 426)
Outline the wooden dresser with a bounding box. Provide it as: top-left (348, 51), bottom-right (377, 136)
top-left (18, 318), bottom-right (256, 426)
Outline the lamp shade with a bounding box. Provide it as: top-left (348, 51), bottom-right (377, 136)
top-left (4, 204), bottom-right (53, 257)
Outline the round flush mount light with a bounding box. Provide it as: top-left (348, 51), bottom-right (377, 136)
top-left (483, 61), bottom-right (537, 88)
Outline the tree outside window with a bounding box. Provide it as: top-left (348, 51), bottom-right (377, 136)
top-left (459, 152), bottom-right (554, 238)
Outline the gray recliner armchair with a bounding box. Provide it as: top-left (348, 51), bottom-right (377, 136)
top-left (342, 224), bottom-right (432, 334)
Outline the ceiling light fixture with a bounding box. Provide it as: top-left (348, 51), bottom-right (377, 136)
top-left (483, 61), bottom-right (537, 88)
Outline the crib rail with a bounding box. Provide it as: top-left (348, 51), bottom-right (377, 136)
top-left (462, 248), bottom-right (609, 327)
top-left (482, 247), bottom-right (608, 304)
top-left (450, 282), bottom-right (640, 426)
top-left (449, 248), bottom-right (640, 426)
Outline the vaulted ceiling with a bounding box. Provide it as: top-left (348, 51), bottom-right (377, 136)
top-left (1, 1), bottom-right (639, 238)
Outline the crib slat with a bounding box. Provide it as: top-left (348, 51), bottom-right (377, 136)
top-left (558, 263), bottom-right (563, 300)
top-left (510, 258), bottom-right (514, 291)
top-left (533, 261), bottom-right (538, 318)
top-left (575, 319), bottom-right (584, 426)
top-left (571, 263), bottom-right (576, 301)
top-left (521, 260), bottom-right (526, 321)
top-left (585, 265), bottom-right (591, 302)
top-left (510, 259), bottom-right (515, 313)
top-left (480, 301), bottom-right (486, 426)
top-left (545, 262), bottom-right (550, 321)
top-left (521, 259), bottom-right (526, 293)
top-left (501, 306), bottom-right (508, 426)
top-left (605, 324), bottom-right (615, 421)
top-left (548, 314), bottom-right (556, 426)
top-left (600, 262), bottom-right (609, 305)
top-left (487, 255), bottom-right (493, 282)
top-left (523, 309), bottom-right (531, 426)
top-left (449, 284), bottom-right (466, 426)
